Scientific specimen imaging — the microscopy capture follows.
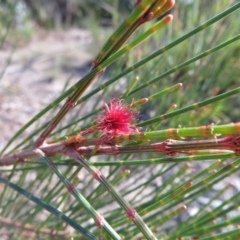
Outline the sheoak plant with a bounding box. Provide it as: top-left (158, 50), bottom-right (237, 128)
top-left (1, 1), bottom-right (240, 239)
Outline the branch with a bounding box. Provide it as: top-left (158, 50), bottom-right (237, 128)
top-left (1, 135), bottom-right (240, 166)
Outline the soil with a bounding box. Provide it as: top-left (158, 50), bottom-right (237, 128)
top-left (0, 28), bottom-right (94, 151)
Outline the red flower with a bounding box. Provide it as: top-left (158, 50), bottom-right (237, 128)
top-left (96, 99), bottom-right (138, 136)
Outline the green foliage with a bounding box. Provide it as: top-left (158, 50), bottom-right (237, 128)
top-left (0, 1), bottom-right (34, 46)
top-left (20, 0), bottom-right (132, 28)
top-left (1, 1), bottom-right (240, 239)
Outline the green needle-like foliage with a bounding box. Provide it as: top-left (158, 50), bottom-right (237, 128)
top-left (1, 0), bottom-right (240, 239)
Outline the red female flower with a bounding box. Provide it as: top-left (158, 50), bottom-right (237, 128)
top-left (96, 99), bottom-right (138, 136)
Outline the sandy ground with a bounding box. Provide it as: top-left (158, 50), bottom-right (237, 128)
top-left (0, 29), bottom-right (94, 151)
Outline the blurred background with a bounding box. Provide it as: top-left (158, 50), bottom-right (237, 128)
top-left (1, 1), bottom-right (240, 239)
top-left (1, 0), bottom-right (240, 186)
top-left (1, 0), bottom-right (239, 149)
